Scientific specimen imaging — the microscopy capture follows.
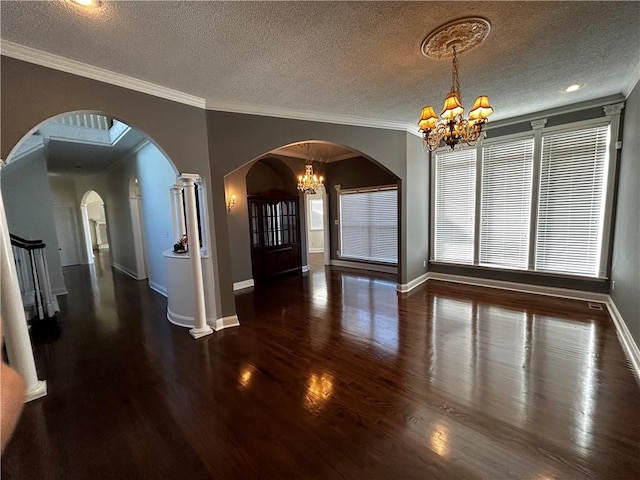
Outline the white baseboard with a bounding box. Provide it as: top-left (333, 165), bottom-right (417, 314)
top-left (52, 287), bottom-right (68, 296)
top-left (426, 272), bottom-right (610, 303)
top-left (166, 309), bottom-right (240, 332)
top-left (396, 272), bottom-right (429, 293)
top-left (111, 262), bottom-right (140, 280)
top-left (167, 308), bottom-right (216, 329)
top-left (212, 315), bottom-right (240, 331)
top-left (606, 297), bottom-right (640, 382)
top-left (233, 279), bottom-right (255, 291)
top-left (149, 281), bottom-right (168, 297)
top-left (330, 259), bottom-right (397, 274)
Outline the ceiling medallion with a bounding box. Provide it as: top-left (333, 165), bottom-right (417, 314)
top-left (421, 17), bottom-right (491, 59)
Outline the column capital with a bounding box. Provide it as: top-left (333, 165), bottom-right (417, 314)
top-left (530, 119), bottom-right (547, 130)
top-left (179, 173), bottom-right (200, 186)
top-left (603, 102), bottom-right (625, 116)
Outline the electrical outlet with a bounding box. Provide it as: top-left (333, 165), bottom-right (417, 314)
top-left (612, 280), bottom-right (616, 291)
top-left (423, 260), bottom-right (426, 267)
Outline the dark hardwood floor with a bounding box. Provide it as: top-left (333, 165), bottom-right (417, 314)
top-left (2, 253), bottom-right (640, 479)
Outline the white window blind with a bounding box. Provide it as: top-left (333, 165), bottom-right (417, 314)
top-left (308, 198), bottom-right (323, 230)
top-left (480, 138), bottom-right (534, 269)
top-left (339, 188), bottom-right (397, 264)
top-left (434, 149), bottom-right (476, 264)
top-left (535, 125), bottom-right (610, 276)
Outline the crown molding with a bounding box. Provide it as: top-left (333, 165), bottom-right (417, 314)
top-left (205, 99), bottom-right (413, 132)
top-left (0, 41), bottom-right (206, 109)
top-left (487, 94), bottom-right (625, 131)
top-left (624, 61), bottom-right (640, 98)
top-left (2, 41), bottom-right (423, 133)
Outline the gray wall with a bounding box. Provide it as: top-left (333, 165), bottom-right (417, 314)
top-left (207, 110), bottom-right (413, 284)
top-left (1, 149), bottom-right (66, 294)
top-left (405, 133), bottom-right (429, 283)
top-left (611, 80), bottom-right (640, 344)
top-left (224, 162), bottom-right (254, 284)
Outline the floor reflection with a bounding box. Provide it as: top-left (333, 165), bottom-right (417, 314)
top-left (425, 288), bottom-right (603, 462)
top-left (304, 372), bottom-right (334, 414)
top-left (339, 274), bottom-right (399, 357)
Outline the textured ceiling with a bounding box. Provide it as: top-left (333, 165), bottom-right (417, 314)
top-left (1, 1), bottom-right (639, 129)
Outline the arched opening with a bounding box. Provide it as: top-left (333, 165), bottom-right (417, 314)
top-left (1, 110), bottom-right (183, 300)
top-left (224, 140), bottom-right (400, 290)
top-left (80, 190), bottom-right (109, 266)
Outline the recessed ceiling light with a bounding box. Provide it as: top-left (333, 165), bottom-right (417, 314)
top-left (565, 84), bottom-right (582, 92)
top-left (67, 0), bottom-right (102, 9)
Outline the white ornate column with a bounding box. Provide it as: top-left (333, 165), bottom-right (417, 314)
top-left (170, 184), bottom-right (186, 241)
top-left (180, 174), bottom-right (213, 339)
top-left (0, 163), bottom-right (47, 401)
top-left (600, 102), bottom-right (625, 278)
top-left (194, 177), bottom-right (208, 255)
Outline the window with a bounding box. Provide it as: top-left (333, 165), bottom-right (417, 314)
top-left (308, 198), bottom-right (324, 230)
top-left (432, 120), bottom-right (613, 279)
top-left (536, 125), bottom-right (610, 276)
top-left (434, 149), bottom-right (476, 264)
top-left (339, 187), bottom-right (397, 264)
top-left (480, 138), bottom-right (534, 269)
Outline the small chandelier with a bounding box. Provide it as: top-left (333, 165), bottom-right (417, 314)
top-left (297, 144), bottom-right (324, 194)
top-left (418, 18), bottom-right (494, 151)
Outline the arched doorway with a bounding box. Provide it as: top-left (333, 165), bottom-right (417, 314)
top-left (224, 140), bottom-right (400, 290)
top-left (80, 190), bottom-right (109, 265)
top-left (2, 111), bottom-right (180, 297)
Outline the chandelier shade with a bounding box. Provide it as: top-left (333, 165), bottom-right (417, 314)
top-left (418, 18), bottom-right (494, 152)
top-left (469, 95), bottom-right (494, 122)
top-left (441, 91), bottom-right (464, 120)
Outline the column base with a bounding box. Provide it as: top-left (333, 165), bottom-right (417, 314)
top-left (25, 380), bottom-right (47, 402)
top-left (189, 326), bottom-right (214, 339)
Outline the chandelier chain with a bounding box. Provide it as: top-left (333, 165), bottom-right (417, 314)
top-left (452, 46), bottom-right (461, 105)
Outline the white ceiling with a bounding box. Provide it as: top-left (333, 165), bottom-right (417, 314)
top-left (45, 130), bottom-right (147, 176)
top-left (1, 1), bottom-right (639, 130)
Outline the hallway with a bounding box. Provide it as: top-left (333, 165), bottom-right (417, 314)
top-left (2, 258), bottom-right (640, 479)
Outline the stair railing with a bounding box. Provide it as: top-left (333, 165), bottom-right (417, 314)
top-left (9, 234), bottom-right (58, 321)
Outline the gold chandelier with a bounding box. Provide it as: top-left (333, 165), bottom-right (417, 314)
top-left (418, 18), bottom-right (494, 151)
top-left (297, 144), bottom-right (324, 194)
